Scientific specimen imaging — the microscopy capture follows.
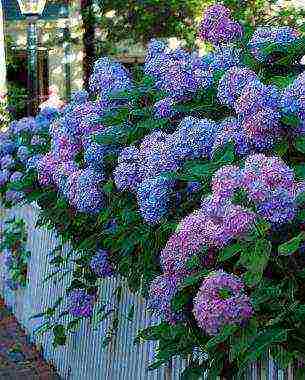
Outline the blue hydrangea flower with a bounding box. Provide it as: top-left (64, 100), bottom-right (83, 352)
top-left (90, 250), bottom-right (113, 278)
top-left (17, 146), bottom-right (30, 163)
top-left (136, 177), bottom-right (175, 224)
top-left (0, 169), bottom-right (10, 186)
top-left (0, 154), bottom-right (15, 170)
top-left (10, 171), bottom-right (23, 182)
top-left (68, 289), bottom-right (96, 318)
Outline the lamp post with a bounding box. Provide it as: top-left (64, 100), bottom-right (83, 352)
top-left (17, 0), bottom-right (47, 116)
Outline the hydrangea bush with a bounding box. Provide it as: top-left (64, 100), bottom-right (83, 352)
top-left (2, 3), bottom-right (305, 378)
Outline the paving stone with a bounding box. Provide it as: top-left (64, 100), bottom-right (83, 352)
top-left (0, 298), bottom-right (60, 380)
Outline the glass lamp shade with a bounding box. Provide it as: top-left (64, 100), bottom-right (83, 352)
top-left (16, 0), bottom-right (47, 16)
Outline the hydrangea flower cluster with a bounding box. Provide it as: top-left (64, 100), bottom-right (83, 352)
top-left (114, 118), bottom-right (220, 224)
top-left (248, 26), bottom-right (301, 62)
top-left (144, 39), bottom-right (213, 101)
top-left (280, 71), bottom-right (305, 121)
top-left (198, 4), bottom-right (243, 46)
top-left (193, 271), bottom-right (253, 335)
top-left (0, 107), bottom-right (59, 204)
top-left (36, 59), bottom-right (133, 213)
top-left (147, 274), bottom-right (184, 324)
top-left (68, 289), bottom-right (96, 318)
top-left (88, 57), bottom-right (133, 96)
top-left (90, 249), bottom-right (113, 278)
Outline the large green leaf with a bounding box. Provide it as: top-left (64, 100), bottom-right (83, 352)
top-left (278, 232), bottom-right (305, 255)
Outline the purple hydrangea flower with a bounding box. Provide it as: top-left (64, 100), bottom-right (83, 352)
top-left (17, 146), bottom-right (30, 163)
top-left (117, 146), bottom-right (139, 164)
top-left (84, 142), bottom-right (108, 169)
top-left (68, 289), bottom-right (96, 318)
top-left (37, 153), bottom-right (60, 186)
top-left (198, 5), bottom-right (243, 46)
top-left (30, 135), bottom-right (46, 146)
top-left (235, 81), bottom-right (280, 116)
top-left (10, 171), bottom-right (23, 182)
top-left (193, 270), bottom-right (253, 335)
top-left (0, 169), bottom-right (10, 186)
top-left (90, 250), bottom-right (113, 278)
top-left (241, 154), bottom-right (295, 201)
top-left (136, 177), bottom-right (175, 224)
top-left (5, 190), bottom-right (24, 204)
top-left (113, 162), bottom-right (140, 192)
top-left (153, 97), bottom-right (177, 119)
top-left (71, 90), bottom-right (89, 104)
top-left (148, 274), bottom-right (184, 324)
top-left (52, 160), bottom-right (79, 191)
top-left (280, 72), bottom-right (305, 121)
top-left (256, 188), bottom-right (296, 225)
top-left (248, 26), bottom-right (301, 62)
top-left (212, 117), bottom-right (250, 156)
top-left (0, 154), bottom-right (15, 170)
top-left (211, 165), bottom-right (242, 199)
top-left (217, 67), bottom-right (258, 107)
top-left (89, 57), bottom-right (133, 97)
top-left (241, 107), bottom-right (281, 149)
top-left (26, 154), bottom-right (43, 171)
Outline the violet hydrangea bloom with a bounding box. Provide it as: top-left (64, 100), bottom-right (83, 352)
top-left (148, 274), bottom-right (184, 324)
top-left (193, 270), bottom-right (253, 335)
top-left (280, 71), bottom-right (305, 121)
top-left (89, 57), bottom-right (133, 97)
top-left (136, 177), bottom-right (175, 225)
top-left (256, 188), bottom-right (296, 225)
top-left (90, 249), bottom-right (113, 278)
top-left (234, 81), bottom-right (280, 116)
top-left (198, 4), bottom-right (243, 46)
top-left (211, 165), bottom-right (242, 199)
top-left (248, 26), bottom-right (301, 62)
top-left (212, 117), bottom-right (250, 156)
top-left (16, 146), bottom-right (30, 163)
top-left (5, 190), bottom-right (24, 204)
top-left (68, 289), bottom-right (96, 318)
top-left (37, 153), bottom-right (60, 186)
top-left (0, 154), bottom-right (15, 170)
top-left (217, 67), bottom-right (258, 107)
top-left (0, 169), bottom-right (10, 186)
top-left (10, 171), bottom-right (23, 182)
top-left (153, 97), bottom-right (176, 119)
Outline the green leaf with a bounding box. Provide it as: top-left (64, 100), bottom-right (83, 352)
top-left (278, 232), bottom-right (305, 255)
top-left (281, 114), bottom-right (302, 128)
top-left (205, 324), bottom-right (239, 351)
top-left (294, 164), bottom-right (305, 180)
top-left (294, 136), bottom-right (305, 154)
top-left (218, 243), bottom-right (242, 262)
top-left (181, 366), bottom-right (206, 380)
top-left (212, 142), bottom-right (235, 165)
top-left (179, 270), bottom-right (209, 289)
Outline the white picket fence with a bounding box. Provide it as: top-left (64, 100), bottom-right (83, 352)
top-left (0, 204), bottom-right (296, 379)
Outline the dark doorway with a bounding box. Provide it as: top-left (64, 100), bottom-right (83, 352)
top-left (6, 48), bottom-right (49, 118)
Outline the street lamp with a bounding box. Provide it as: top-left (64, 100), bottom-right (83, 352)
top-left (16, 0), bottom-right (47, 116)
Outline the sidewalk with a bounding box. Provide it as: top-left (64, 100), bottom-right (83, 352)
top-left (0, 298), bottom-right (60, 380)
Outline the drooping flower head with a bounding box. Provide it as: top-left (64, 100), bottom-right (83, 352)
top-left (90, 249), bottom-right (113, 278)
top-left (217, 67), bottom-right (258, 107)
top-left (148, 274), bottom-right (184, 324)
top-left (198, 5), bottom-right (243, 46)
top-left (68, 289), bottom-right (96, 318)
top-left (193, 270), bottom-right (253, 335)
